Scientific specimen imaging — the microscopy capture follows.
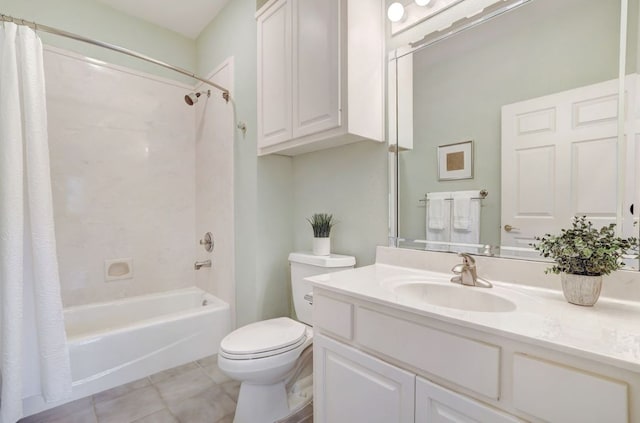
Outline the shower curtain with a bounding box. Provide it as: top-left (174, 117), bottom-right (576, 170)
top-left (0, 22), bottom-right (71, 422)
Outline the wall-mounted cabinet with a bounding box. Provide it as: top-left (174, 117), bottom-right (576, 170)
top-left (256, 0), bottom-right (385, 156)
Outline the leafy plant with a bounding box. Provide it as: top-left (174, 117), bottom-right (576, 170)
top-left (307, 213), bottom-right (335, 238)
top-left (532, 216), bottom-right (638, 276)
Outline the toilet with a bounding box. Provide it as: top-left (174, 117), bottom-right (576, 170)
top-left (218, 252), bottom-right (356, 423)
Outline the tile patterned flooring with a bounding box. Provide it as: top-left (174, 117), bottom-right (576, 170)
top-left (20, 355), bottom-right (240, 423)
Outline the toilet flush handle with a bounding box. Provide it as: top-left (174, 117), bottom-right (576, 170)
top-left (304, 293), bottom-right (313, 305)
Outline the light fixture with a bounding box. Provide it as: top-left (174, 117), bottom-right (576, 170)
top-left (415, 0), bottom-right (433, 6)
top-left (387, 2), bottom-right (405, 22)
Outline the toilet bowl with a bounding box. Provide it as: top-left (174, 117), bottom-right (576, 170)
top-left (219, 318), bottom-right (312, 385)
top-left (218, 252), bottom-right (355, 423)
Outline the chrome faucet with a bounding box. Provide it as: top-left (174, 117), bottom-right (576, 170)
top-left (194, 260), bottom-right (212, 270)
top-left (451, 253), bottom-right (492, 288)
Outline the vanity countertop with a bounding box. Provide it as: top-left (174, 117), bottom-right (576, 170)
top-left (309, 263), bottom-right (640, 373)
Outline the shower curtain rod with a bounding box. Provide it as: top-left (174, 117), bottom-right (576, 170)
top-left (0, 13), bottom-right (230, 101)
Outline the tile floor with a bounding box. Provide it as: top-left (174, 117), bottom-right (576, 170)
top-left (20, 355), bottom-right (239, 423)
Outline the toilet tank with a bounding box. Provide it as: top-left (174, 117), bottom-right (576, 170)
top-left (288, 252), bottom-right (355, 325)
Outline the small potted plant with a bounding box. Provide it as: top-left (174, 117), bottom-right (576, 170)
top-left (532, 216), bottom-right (638, 306)
top-left (307, 213), bottom-right (335, 256)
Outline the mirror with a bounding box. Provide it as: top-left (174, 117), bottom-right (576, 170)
top-left (392, 0), bottom-right (639, 268)
top-left (625, 0), bottom-right (640, 268)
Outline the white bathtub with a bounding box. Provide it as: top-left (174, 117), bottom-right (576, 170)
top-left (23, 287), bottom-right (230, 416)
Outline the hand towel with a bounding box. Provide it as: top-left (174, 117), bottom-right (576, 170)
top-left (451, 191), bottom-right (482, 253)
top-left (426, 192), bottom-right (451, 251)
top-left (426, 192), bottom-right (450, 230)
top-left (452, 191), bottom-right (475, 231)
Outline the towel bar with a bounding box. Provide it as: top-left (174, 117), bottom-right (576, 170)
top-left (419, 189), bottom-right (488, 202)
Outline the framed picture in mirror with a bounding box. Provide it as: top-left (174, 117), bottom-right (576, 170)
top-left (437, 140), bottom-right (473, 181)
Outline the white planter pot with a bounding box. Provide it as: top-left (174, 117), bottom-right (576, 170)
top-left (313, 237), bottom-right (331, 256)
top-left (561, 273), bottom-right (603, 306)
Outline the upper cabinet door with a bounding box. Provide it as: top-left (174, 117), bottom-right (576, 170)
top-left (256, 0), bottom-right (383, 155)
top-left (291, 0), bottom-right (340, 139)
top-left (257, 0), bottom-right (292, 147)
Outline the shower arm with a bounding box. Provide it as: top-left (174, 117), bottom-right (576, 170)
top-left (0, 13), bottom-right (230, 102)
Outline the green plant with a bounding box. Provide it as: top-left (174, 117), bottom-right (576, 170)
top-left (307, 213), bottom-right (335, 238)
top-left (532, 216), bottom-right (638, 276)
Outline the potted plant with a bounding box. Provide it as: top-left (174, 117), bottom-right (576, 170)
top-left (532, 216), bottom-right (638, 306)
top-left (307, 213), bottom-right (335, 256)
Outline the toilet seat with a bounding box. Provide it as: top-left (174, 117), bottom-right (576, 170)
top-left (219, 317), bottom-right (308, 360)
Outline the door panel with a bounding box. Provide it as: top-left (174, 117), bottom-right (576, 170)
top-left (502, 78), bottom-right (619, 250)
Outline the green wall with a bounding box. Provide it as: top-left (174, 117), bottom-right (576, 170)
top-left (198, 0), bottom-right (390, 325)
top-left (4, 0), bottom-right (390, 326)
top-left (1, 0), bottom-right (195, 83)
top-left (293, 142), bottom-right (389, 267)
top-left (197, 0), bottom-right (296, 326)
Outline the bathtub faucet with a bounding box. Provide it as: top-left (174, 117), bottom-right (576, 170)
top-left (194, 260), bottom-right (212, 270)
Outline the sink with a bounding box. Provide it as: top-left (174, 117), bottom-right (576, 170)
top-left (390, 282), bottom-right (517, 312)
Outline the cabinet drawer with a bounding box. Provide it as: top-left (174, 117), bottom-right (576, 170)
top-left (513, 354), bottom-right (628, 423)
top-left (313, 295), bottom-right (353, 340)
top-left (356, 307), bottom-right (500, 399)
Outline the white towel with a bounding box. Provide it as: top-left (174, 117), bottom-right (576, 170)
top-left (452, 191), bottom-right (475, 230)
top-left (451, 191), bottom-right (482, 252)
top-left (426, 192), bottom-right (449, 230)
top-left (426, 192), bottom-right (451, 251)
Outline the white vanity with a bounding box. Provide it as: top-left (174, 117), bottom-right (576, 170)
top-left (310, 247), bottom-right (640, 423)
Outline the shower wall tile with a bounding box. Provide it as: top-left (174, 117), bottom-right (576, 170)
top-left (44, 48), bottom-right (197, 306)
top-left (194, 60), bottom-right (236, 326)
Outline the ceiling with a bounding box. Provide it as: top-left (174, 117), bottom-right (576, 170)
top-left (96, 0), bottom-right (232, 39)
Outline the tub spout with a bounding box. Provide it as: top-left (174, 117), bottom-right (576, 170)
top-left (194, 260), bottom-right (212, 270)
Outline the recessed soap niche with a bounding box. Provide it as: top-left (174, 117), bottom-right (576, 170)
top-left (104, 258), bottom-right (134, 282)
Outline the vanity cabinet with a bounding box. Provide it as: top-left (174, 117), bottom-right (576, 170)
top-left (314, 334), bottom-right (415, 423)
top-left (256, 0), bottom-right (385, 156)
top-left (416, 377), bottom-right (522, 423)
top-left (511, 354), bottom-right (628, 423)
top-left (312, 289), bottom-right (637, 423)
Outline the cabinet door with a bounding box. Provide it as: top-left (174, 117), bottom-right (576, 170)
top-left (416, 377), bottom-right (522, 423)
top-left (291, 0), bottom-right (340, 138)
top-left (257, 0), bottom-right (292, 147)
top-left (314, 334), bottom-right (415, 423)
top-left (512, 354), bottom-right (628, 423)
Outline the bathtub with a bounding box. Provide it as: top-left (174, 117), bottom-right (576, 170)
top-left (23, 287), bottom-right (230, 416)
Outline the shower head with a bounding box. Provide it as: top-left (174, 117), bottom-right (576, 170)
top-left (184, 90), bottom-right (211, 106)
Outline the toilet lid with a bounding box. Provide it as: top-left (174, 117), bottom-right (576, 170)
top-left (220, 317), bottom-right (307, 357)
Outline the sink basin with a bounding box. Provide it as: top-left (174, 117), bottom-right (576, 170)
top-left (391, 282), bottom-right (517, 312)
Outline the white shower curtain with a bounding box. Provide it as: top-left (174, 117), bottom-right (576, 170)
top-left (0, 23), bottom-right (71, 423)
